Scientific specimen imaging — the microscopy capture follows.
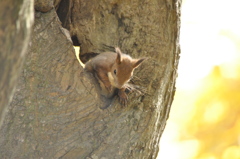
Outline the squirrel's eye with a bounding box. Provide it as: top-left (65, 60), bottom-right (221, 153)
top-left (114, 69), bottom-right (117, 75)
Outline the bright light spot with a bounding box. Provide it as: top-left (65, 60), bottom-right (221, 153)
top-left (73, 46), bottom-right (84, 67)
top-left (176, 0), bottom-right (240, 90)
top-left (221, 62), bottom-right (240, 79)
top-left (158, 137), bottom-right (199, 159)
top-left (198, 154), bottom-right (217, 159)
top-left (203, 102), bottom-right (225, 124)
top-left (222, 146), bottom-right (240, 159)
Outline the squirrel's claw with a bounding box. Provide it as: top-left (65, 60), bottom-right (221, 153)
top-left (119, 97), bottom-right (127, 107)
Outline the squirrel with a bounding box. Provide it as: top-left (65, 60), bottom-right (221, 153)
top-left (84, 47), bottom-right (145, 107)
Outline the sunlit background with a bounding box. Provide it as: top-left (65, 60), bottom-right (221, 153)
top-left (158, 0), bottom-right (240, 158)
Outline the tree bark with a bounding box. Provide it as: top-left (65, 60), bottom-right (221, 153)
top-left (0, 0), bottom-right (181, 158)
top-left (0, 0), bottom-right (34, 126)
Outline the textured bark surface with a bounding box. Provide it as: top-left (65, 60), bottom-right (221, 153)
top-left (0, 0), bottom-right (34, 126)
top-left (0, 0), bottom-right (181, 159)
top-left (34, 0), bottom-right (53, 12)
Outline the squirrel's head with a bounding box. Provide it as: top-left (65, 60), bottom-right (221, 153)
top-left (108, 47), bottom-right (146, 89)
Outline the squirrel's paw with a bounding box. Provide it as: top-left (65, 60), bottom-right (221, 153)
top-left (118, 90), bottom-right (128, 107)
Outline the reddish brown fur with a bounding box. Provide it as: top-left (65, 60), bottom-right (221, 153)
top-left (85, 47), bottom-right (145, 106)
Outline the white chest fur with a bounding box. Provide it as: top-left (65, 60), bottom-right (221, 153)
top-left (107, 72), bottom-right (116, 87)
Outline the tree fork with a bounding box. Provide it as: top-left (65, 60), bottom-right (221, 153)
top-left (0, 0), bottom-right (181, 158)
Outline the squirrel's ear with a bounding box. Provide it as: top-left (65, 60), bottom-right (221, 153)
top-left (115, 47), bottom-right (122, 64)
top-left (133, 58), bottom-right (146, 69)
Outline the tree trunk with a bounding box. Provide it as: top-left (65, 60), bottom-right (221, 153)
top-left (0, 0), bottom-right (34, 126)
top-left (0, 0), bottom-right (181, 158)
